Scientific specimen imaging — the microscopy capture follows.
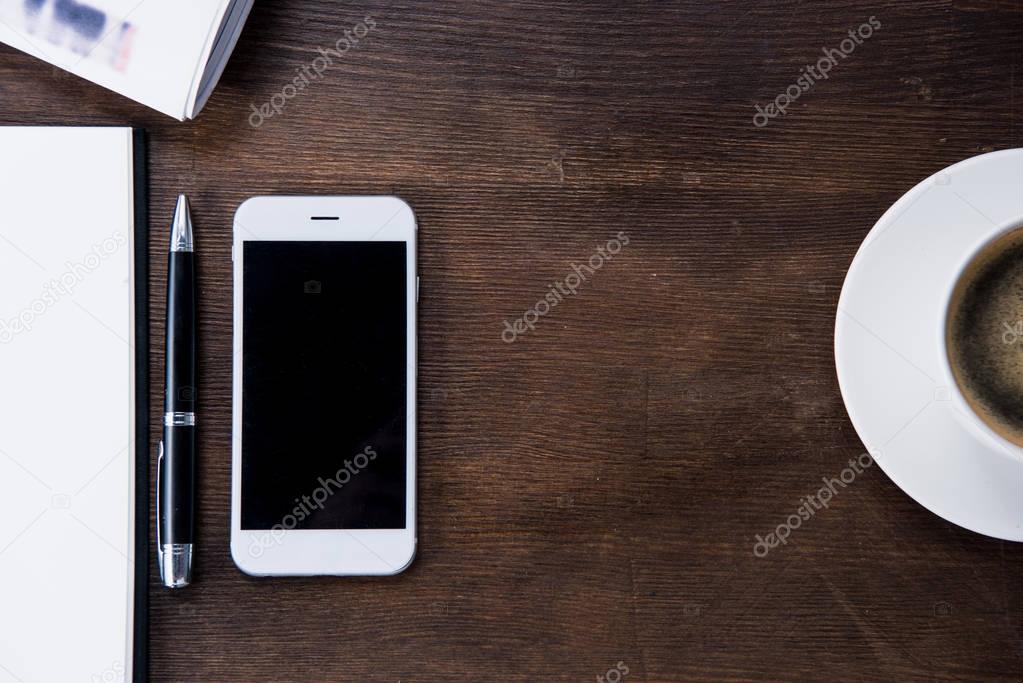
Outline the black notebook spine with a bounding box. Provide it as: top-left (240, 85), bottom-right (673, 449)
top-left (131, 128), bottom-right (150, 683)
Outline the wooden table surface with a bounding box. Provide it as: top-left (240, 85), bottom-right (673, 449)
top-left (3, 0), bottom-right (1023, 680)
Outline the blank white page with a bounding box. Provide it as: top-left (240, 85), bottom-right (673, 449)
top-left (0, 127), bottom-right (137, 682)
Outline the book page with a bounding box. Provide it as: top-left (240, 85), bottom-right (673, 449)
top-left (0, 127), bottom-right (136, 682)
top-left (0, 0), bottom-right (232, 119)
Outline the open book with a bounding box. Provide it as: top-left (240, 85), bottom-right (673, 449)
top-left (0, 127), bottom-right (148, 681)
top-left (0, 0), bottom-right (253, 120)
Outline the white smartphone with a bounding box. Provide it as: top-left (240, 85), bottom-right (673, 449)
top-left (231, 196), bottom-right (417, 576)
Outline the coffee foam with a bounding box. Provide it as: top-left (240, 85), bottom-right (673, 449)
top-left (948, 227), bottom-right (1023, 447)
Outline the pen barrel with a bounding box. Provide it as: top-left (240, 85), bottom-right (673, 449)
top-left (159, 424), bottom-right (196, 545)
top-left (160, 248), bottom-right (196, 547)
top-left (165, 251), bottom-right (197, 413)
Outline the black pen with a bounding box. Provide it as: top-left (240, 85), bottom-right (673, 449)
top-left (157, 195), bottom-right (197, 588)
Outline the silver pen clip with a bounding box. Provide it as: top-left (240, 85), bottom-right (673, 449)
top-left (156, 440), bottom-right (164, 565)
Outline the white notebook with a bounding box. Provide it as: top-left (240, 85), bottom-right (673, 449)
top-left (0, 127), bottom-right (147, 682)
top-left (0, 0), bottom-right (254, 120)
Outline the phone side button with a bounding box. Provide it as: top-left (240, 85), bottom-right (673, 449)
top-left (416, 276), bottom-right (420, 302)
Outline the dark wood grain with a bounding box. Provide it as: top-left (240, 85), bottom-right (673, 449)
top-left (3, 0), bottom-right (1023, 680)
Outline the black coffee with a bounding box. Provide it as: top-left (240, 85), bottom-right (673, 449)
top-left (948, 227), bottom-right (1023, 447)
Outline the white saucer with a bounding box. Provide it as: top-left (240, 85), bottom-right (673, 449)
top-left (835, 149), bottom-right (1023, 541)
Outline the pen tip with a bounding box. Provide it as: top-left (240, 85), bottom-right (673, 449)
top-left (171, 195), bottom-right (194, 252)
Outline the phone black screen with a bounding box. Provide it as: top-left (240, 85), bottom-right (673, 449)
top-left (241, 241), bottom-right (407, 530)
